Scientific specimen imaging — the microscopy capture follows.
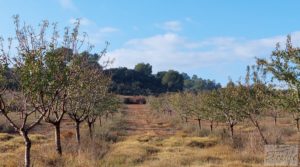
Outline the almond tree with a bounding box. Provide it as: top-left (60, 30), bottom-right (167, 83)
top-left (238, 65), bottom-right (270, 144)
top-left (208, 81), bottom-right (244, 139)
top-left (85, 83), bottom-right (111, 139)
top-left (257, 35), bottom-right (300, 131)
top-left (266, 89), bottom-right (283, 126)
top-left (67, 50), bottom-right (112, 143)
top-left (5, 16), bottom-right (92, 157)
top-left (148, 96), bottom-right (163, 113)
top-left (189, 92), bottom-right (205, 130)
top-left (67, 54), bottom-right (97, 144)
top-left (201, 91), bottom-right (221, 132)
top-left (169, 92), bottom-right (193, 123)
top-left (280, 89), bottom-right (300, 131)
top-left (0, 16), bottom-right (57, 167)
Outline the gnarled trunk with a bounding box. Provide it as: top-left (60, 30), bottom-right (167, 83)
top-left (256, 122), bottom-right (268, 144)
top-left (197, 118), bottom-right (201, 130)
top-left (210, 120), bottom-right (213, 132)
top-left (54, 123), bottom-right (62, 155)
top-left (274, 116), bottom-right (277, 126)
top-left (87, 122), bottom-right (93, 140)
top-left (75, 121), bottom-right (81, 144)
top-left (229, 124), bottom-right (234, 139)
top-left (99, 116), bottom-right (102, 126)
top-left (20, 130), bottom-right (31, 167)
top-left (249, 115), bottom-right (268, 144)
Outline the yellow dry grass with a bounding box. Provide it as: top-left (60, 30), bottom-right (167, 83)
top-left (101, 131), bottom-right (264, 167)
top-left (0, 104), bottom-right (298, 167)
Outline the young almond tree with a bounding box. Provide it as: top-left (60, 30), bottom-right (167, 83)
top-left (257, 35), bottom-right (300, 132)
top-left (0, 17), bottom-right (60, 167)
top-left (238, 65), bottom-right (271, 144)
top-left (41, 20), bottom-right (90, 155)
top-left (280, 89), bottom-right (300, 131)
top-left (67, 50), bottom-right (112, 143)
top-left (169, 92), bottom-right (193, 123)
top-left (7, 17), bottom-right (93, 157)
top-left (208, 81), bottom-right (244, 139)
top-left (148, 96), bottom-right (163, 113)
top-left (67, 54), bottom-right (97, 144)
top-left (201, 91), bottom-right (221, 132)
top-left (85, 69), bottom-right (118, 139)
top-left (266, 89), bottom-right (283, 126)
top-left (189, 92), bottom-right (205, 130)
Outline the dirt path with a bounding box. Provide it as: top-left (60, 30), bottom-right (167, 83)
top-left (124, 104), bottom-right (176, 136)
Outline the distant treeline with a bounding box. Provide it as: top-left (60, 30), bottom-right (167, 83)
top-left (105, 63), bottom-right (221, 95)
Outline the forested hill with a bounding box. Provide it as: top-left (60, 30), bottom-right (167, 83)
top-left (105, 63), bottom-right (221, 95)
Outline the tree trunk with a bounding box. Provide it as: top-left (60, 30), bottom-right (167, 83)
top-left (185, 117), bottom-right (188, 123)
top-left (249, 115), bottom-right (268, 144)
top-left (21, 131), bottom-right (31, 167)
top-left (197, 118), bottom-right (201, 130)
top-left (54, 123), bottom-right (62, 155)
top-left (229, 124), bottom-right (234, 139)
top-left (274, 116), bottom-right (277, 126)
top-left (210, 120), bottom-right (213, 132)
top-left (99, 116), bottom-right (102, 126)
top-left (296, 119), bottom-right (300, 132)
top-left (75, 121), bottom-right (81, 144)
top-left (88, 122), bottom-right (93, 140)
top-left (256, 122), bottom-right (268, 144)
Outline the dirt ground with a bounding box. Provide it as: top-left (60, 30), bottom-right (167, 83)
top-left (1, 103), bottom-right (299, 166)
top-left (101, 104), bottom-right (267, 167)
top-left (123, 104), bottom-right (176, 136)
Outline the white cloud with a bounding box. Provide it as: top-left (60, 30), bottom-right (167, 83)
top-left (158, 21), bottom-right (182, 32)
top-left (67, 17), bottom-right (119, 45)
top-left (107, 32), bottom-right (300, 73)
top-left (87, 27), bottom-right (119, 44)
top-left (58, 0), bottom-right (76, 10)
top-left (98, 27), bottom-right (119, 33)
top-left (69, 17), bottom-right (93, 26)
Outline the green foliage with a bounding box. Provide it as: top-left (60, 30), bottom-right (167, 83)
top-left (183, 74), bottom-right (221, 92)
top-left (106, 65), bottom-right (221, 95)
top-left (257, 35), bottom-right (300, 89)
top-left (257, 35), bottom-right (300, 131)
top-left (161, 70), bottom-right (184, 92)
top-left (106, 67), bottom-right (164, 95)
top-left (134, 63), bottom-right (152, 76)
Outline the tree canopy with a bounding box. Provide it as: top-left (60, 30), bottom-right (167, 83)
top-left (106, 63), bottom-right (221, 95)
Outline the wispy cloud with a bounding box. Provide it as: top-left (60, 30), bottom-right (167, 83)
top-left (69, 17), bottom-right (93, 26)
top-left (158, 21), bottom-right (182, 32)
top-left (98, 27), bottom-right (119, 33)
top-left (87, 27), bottom-right (119, 44)
top-left (58, 0), bottom-right (76, 10)
top-left (107, 32), bottom-right (300, 73)
top-left (67, 17), bottom-right (119, 45)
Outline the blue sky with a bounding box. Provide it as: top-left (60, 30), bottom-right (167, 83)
top-left (1, 0), bottom-right (300, 85)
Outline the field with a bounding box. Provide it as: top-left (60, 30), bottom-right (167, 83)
top-left (0, 102), bottom-right (299, 167)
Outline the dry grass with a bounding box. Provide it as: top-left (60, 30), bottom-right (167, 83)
top-left (0, 104), bottom-right (299, 167)
top-left (100, 131), bottom-right (264, 167)
top-left (0, 112), bottom-right (126, 167)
